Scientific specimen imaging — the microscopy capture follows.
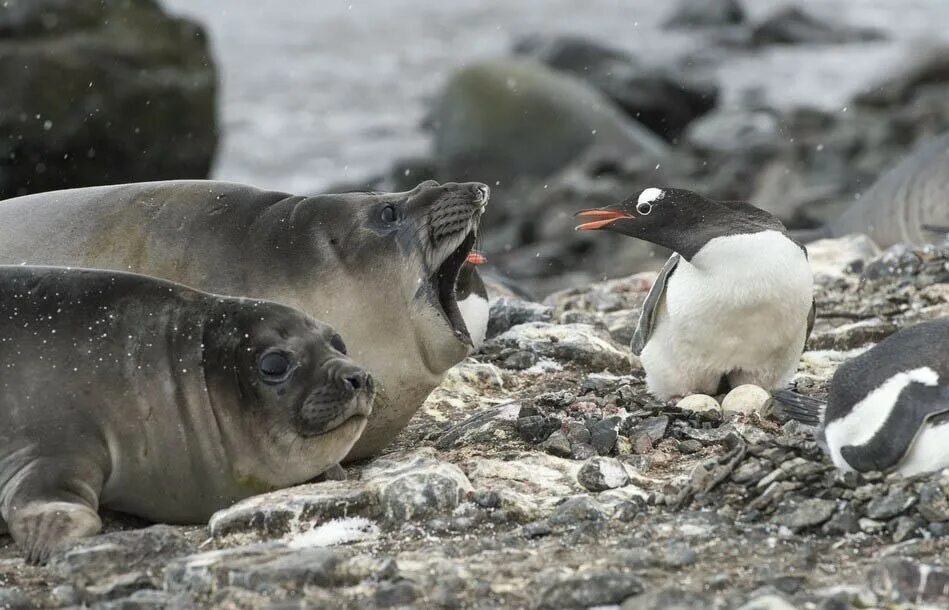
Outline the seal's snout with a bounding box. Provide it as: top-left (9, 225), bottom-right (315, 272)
top-left (341, 369), bottom-right (373, 396)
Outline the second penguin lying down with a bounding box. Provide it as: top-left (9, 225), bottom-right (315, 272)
top-left (576, 187), bottom-right (815, 401)
top-left (775, 318), bottom-right (949, 476)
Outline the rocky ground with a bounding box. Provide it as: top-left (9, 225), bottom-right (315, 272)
top-left (2, 235), bottom-right (949, 609)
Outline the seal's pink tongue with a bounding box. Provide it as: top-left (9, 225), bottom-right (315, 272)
top-left (467, 252), bottom-right (487, 265)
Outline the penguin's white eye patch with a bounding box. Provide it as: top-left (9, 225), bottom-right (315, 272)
top-left (636, 202), bottom-right (653, 215)
top-left (637, 187), bottom-right (664, 205)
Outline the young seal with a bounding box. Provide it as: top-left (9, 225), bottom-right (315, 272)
top-left (576, 187), bottom-right (815, 401)
top-left (0, 179), bottom-right (486, 460)
top-left (793, 132), bottom-right (949, 246)
top-left (0, 266), bottom-right (374, 564)
top-left (775, 319), bottom-right (949, 476)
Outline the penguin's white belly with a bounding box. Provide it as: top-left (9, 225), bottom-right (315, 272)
top-left (641, 231), bottom-right (813, 399)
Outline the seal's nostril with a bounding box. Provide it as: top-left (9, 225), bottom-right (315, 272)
top-left (344, 371), bottom-right (371, 392)
top-left (476, 184), bottom-right (489, 201)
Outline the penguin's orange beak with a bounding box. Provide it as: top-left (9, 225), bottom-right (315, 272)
top-left (574, 209), bottom-right (633, 231)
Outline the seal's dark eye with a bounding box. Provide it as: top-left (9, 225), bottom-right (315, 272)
top-left (330, 334), bottom-right (347, 355)
top-left (380, 204), bottom-right (397, 223)
top-left (636, 202), bottom-right (653, 216)
top-left (258, 350), bottom-right (293, 383)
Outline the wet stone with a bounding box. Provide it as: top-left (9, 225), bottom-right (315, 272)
top-left (864, 488), bottom-right (916, 520)
top-left (890, 515), bottom-right (924, 542)
top-left (770, 498), bottom-right (837, 531)
top-left (589, 418), bottom-right (620, 454)
top-left (566, 422), bottom-right (592, 445)
top-left (502, 350), bottom-right (538, 370)
top-left (49, 525), bottom-right (194, 581)
top-left (486, 297), bottom-right (553, 339)
top-left (578, 457), bottom-right (630, 492)
top-left (659, 542), bottom-right (698, 568)
top-left (677, 439), bottom-right (703, 454)
top-left (624, 415), bottom-right (669, 443)
top-left (515, 415), bottom-right (561, 443)
top-left (548, 496), bottom-right (608, 525)
top-left (821, 509), bottom-right (861, 535)
top-left (537, 570), bottom-right (644, 610)
top-left (916, 480), bottom-right (949, 522)
top-left (541, 431), bottom-right (573, 457)
top-left (374, 580), bottom-right (418, 608)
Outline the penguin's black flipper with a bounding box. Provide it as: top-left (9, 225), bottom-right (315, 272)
top-left (771, 389), bottom-right (825, 426)
top-left (840, 383), bottom-right (949, 473)
top-left (632, 253), bottom-right (679, 356)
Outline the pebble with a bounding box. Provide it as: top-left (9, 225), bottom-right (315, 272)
top-left (863, 488), bottom-right (916, 520)
top-left (625, 415), bottom-right (669, 443)
top-left (916, 480), bottom-right (949, 521)
top-left (541, 431), bottom-right (572, 457)
top-left (515, 415), bottom-right (561, 443)
top-left (677, 439), bottom-right (703, 454)
top-left (721, 385), bottom-right (771, 415)
top-left (537, 570), bottom-right (644, 609)
top-left (676, 393), bottom-right (722, 414)
top-left (577, 457), bottom-right (630, 492)
top-left (571, 442), bottom-right (598, 460)
top-left (859, 518), bottom-right (885, 534)
top-left (548, 496), bottom-right (608, 525)
top-left (589, 418), bottom-right (620, 455)
top-left (770, 498), bottom-right (837, 531)
top-left (373, 580), bottom-right (418, 608)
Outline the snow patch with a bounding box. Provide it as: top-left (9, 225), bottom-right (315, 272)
top-left (286, 517), bottom-right (379, 548)
top-left (524, 359), bottom-right (563, 374)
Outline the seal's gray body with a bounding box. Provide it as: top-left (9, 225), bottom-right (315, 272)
top-left (798, 132), bottom-right (949, 246)
top-left (0, 180), bottom-right (486, 460)
top-left (0, 266), bottom-right (372, 563)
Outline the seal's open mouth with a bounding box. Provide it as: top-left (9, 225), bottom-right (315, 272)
top-left (432, 230), bottom-right (477, 344)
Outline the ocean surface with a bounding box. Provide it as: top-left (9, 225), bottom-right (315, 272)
top-left (162, 0), bottom-right (949, 194)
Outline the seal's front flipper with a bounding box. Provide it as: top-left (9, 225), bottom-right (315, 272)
top-left (8, 501), bottom-right (101, 564)
top-left (1, 456), bottom-right (106, 565)
top-left (841, 383), bottom-right (949, 473)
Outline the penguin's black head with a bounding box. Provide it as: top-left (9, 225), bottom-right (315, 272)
top-left (575, 187), bottom-right (781, 260)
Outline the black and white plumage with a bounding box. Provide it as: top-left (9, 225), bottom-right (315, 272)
top-left (576, 187), bottom-right (815, 400)
top-left (775, 319), bottom-right (949, 476)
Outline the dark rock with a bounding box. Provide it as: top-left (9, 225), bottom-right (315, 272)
top-left (624, 415), bottom-right (669, 443)
top-left (541, 431), bottom-right (573, 457)
top-left (578, 457), bottom-right (630, 492)
top-left (770, 498), bottom-right (837, 531)
top-left (94, 589), bottom-right (179, 610)
top-left (614, 499), bottom-right (644, 522)
top-left (864, 488), bottom-right (916, 520)
top-left (890, 515), bottom-right (924, 542)
top-left (516, 415), bottom-right (561, 444)
top-left (537, 570), bottom-right (644, 609)
top-left (677, 439), bottom-right (703, 454)
top-left (807, 319), bottom-right (899, 351)
top-left (566, 421), bottom-right (593, 445)
top-left (535, 390), bottom-right (578, 408)
top-left (862, 244), bottom-right (923, 280)
top-left (209, 481), bottom-right (377, 539)
top-left (428, 59), bottom-right (667, 187)
top-left (374, 580), bottom-right (418, 608)
top-left (367, 453), bottom-right (473, 525)
top-left (513, 35), bottom-right (719, 141)
top-left (664, 0), bottom-right (744, 29)
top-left (502, 350), bottom-right (539, 370)
top-left (589, 418), bottom-right (620, 455)
top-left (49, 525), bottom-right (194, 581)
top-left (486, 297), bottom-right (553, 339)
top-left (821, 509), bottom-right (861, 535)
top-left (0, 0), bottom-right (217, 199)
top-left (548, 496), bottom-right (608, 525)
top-left (917, 480), bottom-right (949, 522)
top-left (749, 6), bottom-right (885, 47)
top-left (435, 404), bottom-right (520, 450)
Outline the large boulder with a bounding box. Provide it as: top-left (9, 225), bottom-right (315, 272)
top-left (0, 0), bottom-right (218, 199)
top-left (513, 36), bottom-right (719, 141)
top-left (748, 6), bottom-right (885, 47)
top-left (663, 0), bottom-right (746, 29)
top-left (427, 58), bottom-right (668, 187)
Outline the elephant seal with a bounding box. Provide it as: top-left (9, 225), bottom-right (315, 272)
top-left (0, 265), bottom-right (374, 564)
top-left (0, 179), bottom-right (487, 460)
top-left (793, 132), bottom-right (949, 246)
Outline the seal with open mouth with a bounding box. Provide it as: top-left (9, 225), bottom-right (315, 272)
top-left (0, 265), bottom-right (373, 564)
top-left (0, 179), bottom-right (487, 460)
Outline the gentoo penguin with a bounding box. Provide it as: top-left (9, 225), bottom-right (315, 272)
top-left (457, 253), bottom-right (489, 348)
top-left (575, 187), bottom-right (815, 401)
top-left (775, 319), bottom-right (949, 476)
